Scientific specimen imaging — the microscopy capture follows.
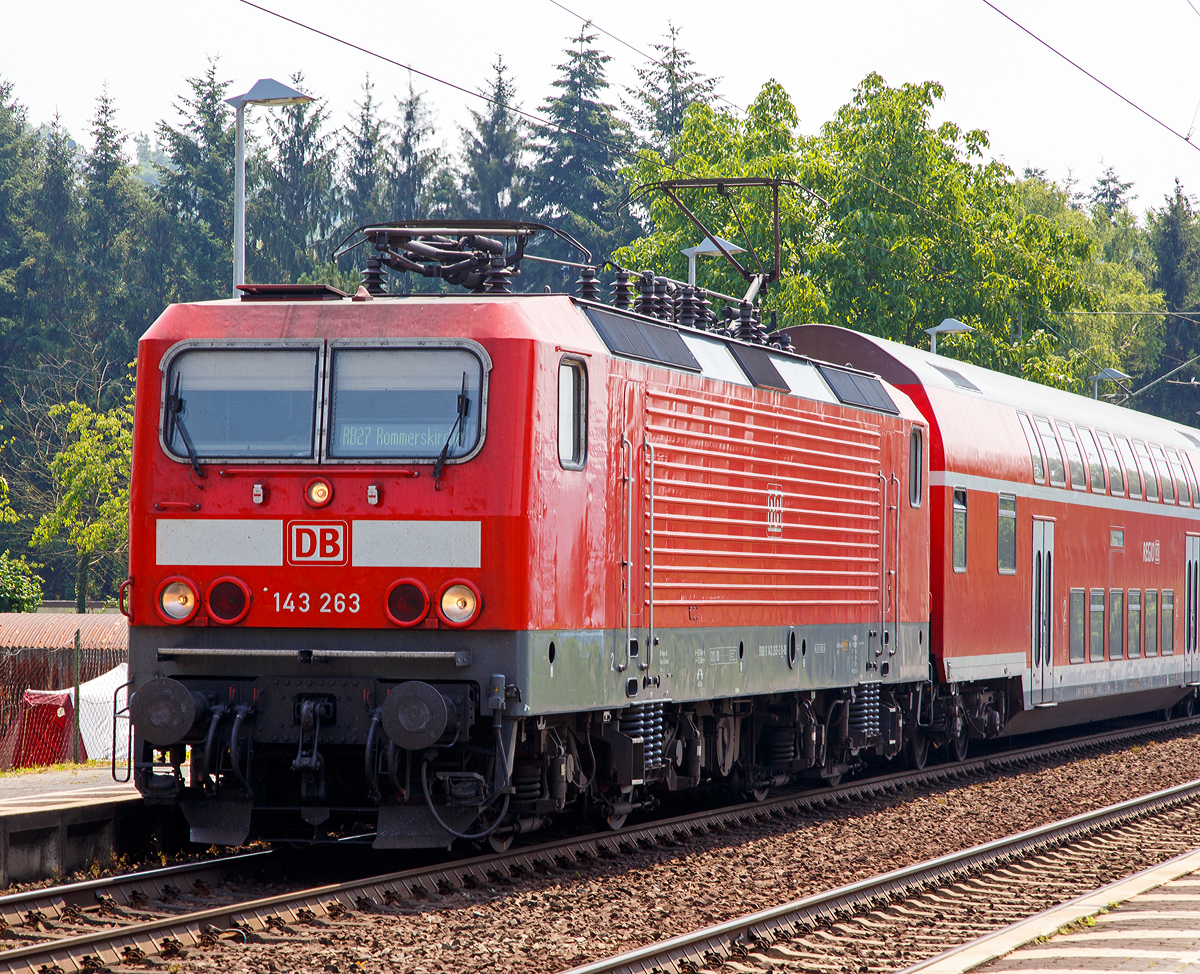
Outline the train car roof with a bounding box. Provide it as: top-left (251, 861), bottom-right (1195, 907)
top-left (785, 323), bottom-right (1200, 456)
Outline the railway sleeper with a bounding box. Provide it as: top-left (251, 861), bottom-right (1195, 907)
top-left (128, 673), bottom-right (1019, 847)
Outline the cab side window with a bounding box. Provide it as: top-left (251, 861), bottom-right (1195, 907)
top-left (557, 359), bottom-right (587, 469)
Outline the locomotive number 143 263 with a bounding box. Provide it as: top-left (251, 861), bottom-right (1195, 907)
top-left (271, 591), bottom-right (361, 614)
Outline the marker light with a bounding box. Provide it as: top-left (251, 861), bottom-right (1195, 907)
top-left (157, 578), bottom-right (199, 624)
top-left (206, 576), bottom-right (251, 625)
top-left (437, 580), bottom-right (481, 627)
top-left (385, 579), bottom-right (430, 627)
top-left (305, 478), bottom-right (333, 507)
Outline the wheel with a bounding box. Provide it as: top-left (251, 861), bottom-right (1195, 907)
top-left (1182, 693), bottom-right (1196, 719)
top-left (950, 710), bottom-right (969, 763)
top-left (487, 832), bottom-right (513, 853)
top-left (605, 812), bottom-right (628, 831)
top-left (906, 725), bottom-right (930, 770)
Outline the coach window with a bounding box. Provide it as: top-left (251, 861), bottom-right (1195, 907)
top-left (1109, 589), bottom-right (1125, 660)
top-left (1018, 413), bottom-right (1045, 484)
top-left (909, 428), bottom-right (923, 507)
top-left (1150, 444), bottom-right (1175, 503)
top-left (1078, 427), bottom-right (1106, 491)
top-left (557, 358), bottom-right (587, 470)
top-left (1162, 591), bottom-right (1175, 654)
top-left (1069, 589), bottom-right (1086, 663)
top-left (952, 489), bottom-right (968, 573)
top-left (1127, 590), bottom-right (1142, 658)
top-left (1057, 423), bottom-right (1086, 490)
top-left (1115, 436), bottom-right (1142, 499)
top-left (1133, 440), bottom-right (1159, 501)
top-left (1089, 589), bottom-right (1105, 661)
top-left (1035, 416), bottom-right (1066, 487)
top-left (1182, 453), bottom-right (1200, 507)
top-left (1167, 448), bottom-right (1192, 505)
top-left (1146, 590), bottom-right (1159, 657)
top-left (997, 494), bottom-right (1016, 574)
top-left (1095, 430), bottom-right (1125, 496)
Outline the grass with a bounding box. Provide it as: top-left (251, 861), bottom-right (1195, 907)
top-left (0, 758), bottom-right (110, 778)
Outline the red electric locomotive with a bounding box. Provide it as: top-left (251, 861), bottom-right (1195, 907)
top-left (123, 220), bottom-right (935, 848)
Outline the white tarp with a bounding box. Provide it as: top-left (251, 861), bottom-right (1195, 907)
top-left (77, 663), bottom-right (128, 761)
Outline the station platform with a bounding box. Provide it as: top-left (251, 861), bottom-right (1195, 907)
top-left (0, 766), bottom-right (149, 888)
top-left (907, 847), bottom-right (1200, 974)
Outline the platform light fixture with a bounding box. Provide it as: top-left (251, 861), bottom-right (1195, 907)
top-left (1091, 367), bottom-right (1131, 400)
top-left (925, 318), bottom-right (974, 354)
top-left (680, 236), bottom-right (745, 286)
top-left (226, 79), bottom-right (315, 298)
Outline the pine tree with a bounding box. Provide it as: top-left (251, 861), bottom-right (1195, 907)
top-left (529, 28), bottom-right (639, 282)
top-left (623, 23), bottom-right (719, 159)
top-left (155, 58), bottom-right (236, 301)
top-left (80, 89), bottom-right (147, 363)
top-left (1149, 180), bottom-right (1200, 313)
top-left (0, 80), bottom-right (37, 332)
top-left (459, 58), bottom-right (528, 220)
top-left (1089, 165), bottom-right (1135, 220)
top-left (343, 74), bottom-right (386, 228)
top-left (386, 78), bottom-right (442, 222)
top-left (251, 72), bottom-right (337, 284)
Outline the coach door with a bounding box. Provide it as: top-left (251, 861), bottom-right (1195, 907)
top-left (1187, 535), bottom-right (1199, 682)
top-left (1031, 519), bottom-right (1056, 705)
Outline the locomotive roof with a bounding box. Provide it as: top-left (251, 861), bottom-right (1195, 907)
top-left (785, 323), bottom-right (1200, 455)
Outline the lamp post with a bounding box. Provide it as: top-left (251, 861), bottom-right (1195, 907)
top-left (1090, 367), bottom-right (1131, 400)
top-left (225, 79), bottom-right (314, 298)
top-left (680, 235), bottom-right (745, 286)
top-left (924, 317), bottom-right (974, 355)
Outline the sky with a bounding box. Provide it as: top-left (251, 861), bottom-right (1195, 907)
top-left (2, 0), bottom-right (1199, 213)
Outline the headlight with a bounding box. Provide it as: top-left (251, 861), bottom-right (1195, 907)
top-left (437, 580), bottom-right (481, 627)
top-left (206, 576), bottom-right (251, 624)
top-left (305, 477), bottom-right (333, 507)
top-left (157, 578), bottom-right (198, 623)
top-left (386, 579), bottom-right (430, 627)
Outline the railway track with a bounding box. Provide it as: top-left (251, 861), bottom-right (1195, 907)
top-left (561, 768), bottom-right (1200, 974)
top-left (2, 713), bottom-right (1196, 974)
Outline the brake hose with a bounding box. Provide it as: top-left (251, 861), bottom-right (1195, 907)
top-left (420, 722), bottom-right (512, 841)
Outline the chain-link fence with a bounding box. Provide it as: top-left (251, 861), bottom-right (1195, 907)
top-left (0, 617), bottom-right (129, 771)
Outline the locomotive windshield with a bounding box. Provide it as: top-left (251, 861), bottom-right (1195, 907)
top-left (164, 349), bottom-right (319, 459)
top-left (327, 347), bottom-right (484, 459)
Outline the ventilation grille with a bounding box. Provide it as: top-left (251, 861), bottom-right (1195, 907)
top-left (585, 307), bottom-right (701, 372)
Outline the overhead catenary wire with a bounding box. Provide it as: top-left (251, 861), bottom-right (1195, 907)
top-left (979, 0), bottom-right (1200, 153)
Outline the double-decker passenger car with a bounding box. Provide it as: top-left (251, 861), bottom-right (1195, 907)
top-left (788, 324), bottom-right (1200, 745)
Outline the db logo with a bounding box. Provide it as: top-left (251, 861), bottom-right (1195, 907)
top-left (287, 521), bottom-right (348, 566)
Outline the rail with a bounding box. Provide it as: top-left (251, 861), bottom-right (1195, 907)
top-left (2, 714), bottom-right (1196, 974)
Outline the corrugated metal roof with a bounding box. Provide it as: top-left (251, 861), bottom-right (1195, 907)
top-left (0, 613), bottom-right (128, 651)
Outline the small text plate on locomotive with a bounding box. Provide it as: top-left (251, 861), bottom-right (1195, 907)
top-left (156, 518), bottom-right (283, 566)
top-left (351, 520), bottom-right (481, 568)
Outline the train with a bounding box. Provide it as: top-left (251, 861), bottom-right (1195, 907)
top-left (121, 214), bottom-right (1200, 850)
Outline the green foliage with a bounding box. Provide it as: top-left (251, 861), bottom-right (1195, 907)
top-left (0, 549), bottom-right (42, 612)
top-left (458, 58), bottom-right (529, 220)
top-left (623, 23), bottom-right (719, 160)
top-left (155, 58), bottom-right (235, 301)
top-left (31, 396), bottom-right (132, 610)
top-left (250, 73), bottom-right (337, 286)
top-left (528, 29), bottom-right (640, 286)
top-left (620, 73), bottom-right (1113, 388)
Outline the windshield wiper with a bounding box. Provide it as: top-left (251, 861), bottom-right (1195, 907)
top-left (432, 372), bottom-right (470, 491)
top-left (167, 374), bottom-right (206, 480)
